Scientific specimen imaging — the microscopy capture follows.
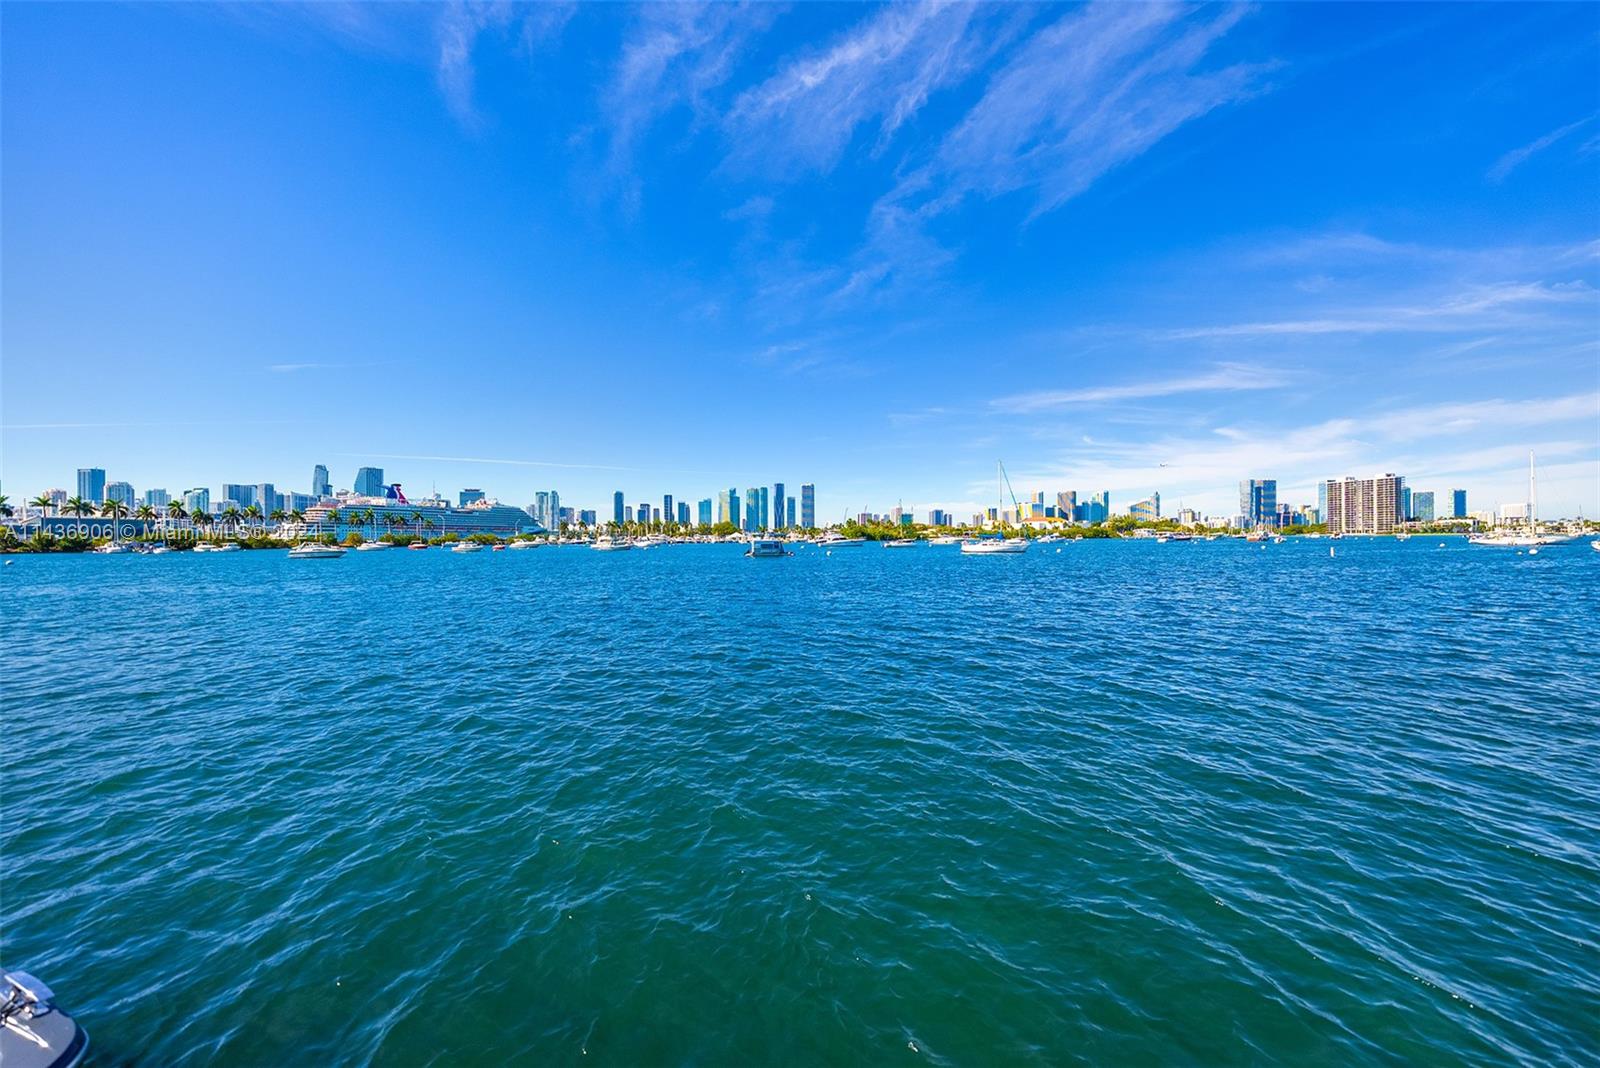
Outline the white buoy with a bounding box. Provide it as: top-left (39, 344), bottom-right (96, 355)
top-left (1529, 547), bottom-right (1539, 555)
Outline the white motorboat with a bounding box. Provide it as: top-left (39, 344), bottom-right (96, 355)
top-left (962, 538), bottom-right (1029, 554)
top-left (288, 543), bottom-right (346, 559)
top-left (148, 545), bottom-right (171, 555)
top-left (746, 538), bottom-right (791, 558)
top-left (94, 542), bottom-right (131, 554)
top-left (590, 536), bottom-right (632, 552)
top-left (883, 538), bottom-right (918, 548)
top-left (1591, 540), bottom-right (1599, 552)
top-left (929, 535), bottom-right (963, 545)
top-left (451, 541), bottom-right (484, 553)
top-left (508, 539), bottom-right (542, 550)
top-left (355, 541), bottom-right (393, 551)
top-left (817, 532), bottom-right (865, 547)
top-left (1, 970), bottom-right (87, 1068)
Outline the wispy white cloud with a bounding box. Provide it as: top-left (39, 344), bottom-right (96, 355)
top-left (725, 3), bottom-right (1017, 175)
top-left (991, 363), bottom-right (1288, 413)
top-left (1159, 280), bottom-right (1595, 340)
top-left (602, 3), bottom-right (774, 210)
top-left (840, 2), bottom-right (1270, 302)
top-left (1487, 116), bottom-right (1593, 184)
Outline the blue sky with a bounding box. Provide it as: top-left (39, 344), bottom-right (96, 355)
top-left (3, 2), bottom-right (1597, 520)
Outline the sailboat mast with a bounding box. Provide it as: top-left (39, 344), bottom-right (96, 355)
top-left (1530, 450), bottom-right (1538, 532)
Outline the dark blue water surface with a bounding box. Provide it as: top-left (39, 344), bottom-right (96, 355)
top-left (4, 538), bottom-right (1598, 1065)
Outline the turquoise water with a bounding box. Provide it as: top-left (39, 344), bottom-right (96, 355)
top-left (4, 538), bottom-right (1597, 1065)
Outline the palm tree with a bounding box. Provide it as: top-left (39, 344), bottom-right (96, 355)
top-left (364, 508), bottom-right (377, 540)
top-left (0, 493), bottom-right (10, 519)
top-left (221, 505), bottom-right (242, 540)
top-left (269, 509), bottom-right (286, 537)
top-left (64, 496), bottom-right (94, 518)
top-left (243, 504), bottom-right (263, 537)
top-left (99, 498), bottom-right (129, 543)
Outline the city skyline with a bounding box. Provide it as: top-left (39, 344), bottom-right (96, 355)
top-left (3, 4), bottom-right (1596, 519)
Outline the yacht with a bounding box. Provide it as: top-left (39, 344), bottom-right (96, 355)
top-left (1470, 452), bottom-right (1554, 548)
top-left (94, 542), bottom-right (131, 554)
top-left (407, 541), bottom-right (429, 550)
top-left (508, 539), bottom-right (542, 550)
top-left (817, 532), bottom-right (866, 547)
top-left (288, 543), bottom-right (346, 559)
top-left (883, 538), bottom-right (918, 548)
top-left (148, 545), bottom-right (171, 555)
top-left (450, 541), bottom-right (484, 553)
top-left (746, 538), bottom-right (791, 558)
top-left (1, 970), bottom-right (88, 1068)
top-left (355, 541), bottom-right (393, 551)
top-left (962, 461), bottom-right (1029, 555)
top-left (590, 535), bottom-right (632, 552)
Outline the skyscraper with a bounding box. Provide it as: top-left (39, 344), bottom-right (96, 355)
top-left (353, 467), bottom-right (384, 496)
top-left (222, 484), bottom-right (255, 509)
top-left (800, 484), bottom-right (815, 529)
top-left (77, 467), bottom-right (106, 503)
top-left (105, 481), bottom-right (136, 508)
top-left (1057, 490), bottom-right (1077, 518)
top-left (773, 483), bottom-right (784, 528)
top-left (613, 491), bottom-right (625, 525)
top-left (183, 488), bottom-right (210, 513)
top-left (1399, 482), bottom-right (1412, 522)
top-left (744, 487), bottom-right (761, 532)
top-left (663, 495), bottom-right (674, 526)
top-left (1451, 489), bottom-right (1467, 519)
top-left (1239, 479), bottom-right (1277, 528)
top-left (1324, 474), bottom-right (1401, 534)
top-left (677, 501), bottom-right (690, 526)
top-left (256, 483), bottom-right (277, 515)
top-left (786, 496), bottom-right (795, 528)
top-left (1413, 491), bottom-right (1435, 523)
top-left (142, 488), bottom-right (170, 508)
top-left (1128, 493), bottom-right (1160, 521)
top-left (718, 488), bottom-right (739, 527)
top-left (636, 501), bottom-right (651, 527)
top-left (312, 464), bottom-right (331, 497)
top-left (698, 499), bottom-right (713, 526)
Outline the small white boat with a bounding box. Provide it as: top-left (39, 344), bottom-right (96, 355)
top-left (213, 542), bottom-right (241, 552)
top-left (508, 540), bottom-right (542, 550)
top-left (94, 542), bottom-right (131, 554)
top-left (817, 533), bottom-right (865, 547)
top-left (929, 535), bottom-right (963, 545)
top-left (148, 545), bottom-right (171, 555)
top-left (746, 538), bottom-right (791, 558)
top-left (451, 541), bottom-right (484, 553)
top-left (590, 536), bottom-right (632, 552)
top-left (1590, 540), bottom-right (1600, 552)
top-left (883, 538), bottom-right (917, 548)
top-left (408, 541), bottom-right (429, 550)
top-left (355, 541), bottom-right (393, 551)
top-left (962, 538), bottom-right (1028, 555)
top-left (288, 543), bottom-right (346, 559)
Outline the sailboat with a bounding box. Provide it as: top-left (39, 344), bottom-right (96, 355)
top-left (963, 461), bottom-right (1029, 555)
top-left (1469, 452), bottom-right (1552, 548)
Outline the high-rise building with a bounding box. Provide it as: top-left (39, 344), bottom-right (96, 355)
top-left (786, 496), bottom-right (795, 528)
top-left (1128, 494), bottom-right (1160, 521)
top-left (1451, 489), bottom-right (1467, 519)
top-left (222, 484), bottom-right (255, 509)
top-left (1324, 474), bottom-right (1401, 534)
top-left (613, 491), bottom-right (625, 525)
top-left (663, 495), bottom-right (674, 526)
top-left (759, 487), bottom-right (770, 530)
top-left (183, 488), bottom-right (211, 513)
top-left (142, 488), bottom-right (171, 508)
top-left (772, 483), bottom-right (784, 528)
top-left (1057, 491), bottom-right (1077, 518)
top-left (312, 464), bottom-right (331, 497)
top-left (719, 488), bottom-right (740, 528)
top-left (1413, 491), bottom-right (1435, 523)
top-left (579, 509), bottom-right (597, 526)
top-left (1400, 483), bottom-right (1412, 522)
top-left (698, 499), bottom-right (713, 526)
top-left (677, 501), bottom-right (690, 526)
top-left (743, 488), bottom-right (761, 532)
top-left (460, 488), bottom-right (485, 507)
top-left (800, 484), bottom-right (815, 529)
top-left (77, 467), bottom-right (106, 503)
top-left (1239, 479), bottom-right (1277, 528)
top-left (104, 481), bottom-right (136, 509)
top-left (256, 483), bottom-right (277, 515)
top-left (624, 506), bottom-right (634, 523)
top-left (353, 467), bottom-right (385, 496)
top-left (636, 501), bottom-right (651, 527)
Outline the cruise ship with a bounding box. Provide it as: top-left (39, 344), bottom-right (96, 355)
top-left (301, 485), bottom-right (540, 539)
